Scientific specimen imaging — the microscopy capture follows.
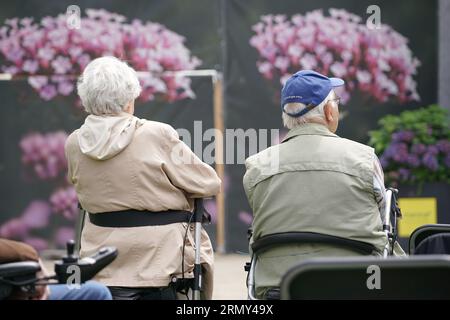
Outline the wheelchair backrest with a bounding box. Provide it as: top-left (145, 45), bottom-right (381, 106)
top-left (280, 255), bottom-right (450, 299)
top-left (409, 224), bottom-right (450, 254)
top-left (252, 232), bottom-right (378, 256)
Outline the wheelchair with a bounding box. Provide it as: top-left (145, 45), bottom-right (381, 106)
top-left (245, 188), bottom-right (402, 300)
top-left (271, 193), bottom-right (450, 299)
top-left (0, 240), bottom-right (117, 300)
top-left (280, 254), bottom-right (450, 299)
top-left (280, 222), bottom-right (450, 300)
top-left (409, 224), bottom-right (450, 255)
top-left (75, 198), bottom-right (209, 300)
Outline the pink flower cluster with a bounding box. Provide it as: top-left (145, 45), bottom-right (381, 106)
top-left (0, 9), bottom-right (201, 102)
top-left (20, 131), bottom-right (68, 180)
top-left (50, 186), bottom-right (78, 221)
top-left (2, 131), bottom-right (79, 250)
top-left (0, 189), bottom-right (78, 250)
top-left (250, 9), bottom-right (420, 104)
top-left (0, 200), bottom-right (51, 250)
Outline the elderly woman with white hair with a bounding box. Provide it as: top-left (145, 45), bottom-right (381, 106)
top-left (65, 56), bottom-right (221, 300)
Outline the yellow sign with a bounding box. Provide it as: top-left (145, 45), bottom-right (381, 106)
top-left (398, 198), bottom-right (437, 238)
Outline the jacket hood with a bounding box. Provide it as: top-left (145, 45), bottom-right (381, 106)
top-left (77, 113), bottom-right (145, 160)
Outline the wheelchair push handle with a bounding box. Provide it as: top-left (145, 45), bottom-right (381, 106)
top-left (192, 198), bottom-right (203, 300)
top-left (383, 188), bottom-right (401, 257)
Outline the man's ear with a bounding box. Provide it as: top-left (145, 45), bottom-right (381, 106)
top-left (324, 103), bottom-right (333, 122)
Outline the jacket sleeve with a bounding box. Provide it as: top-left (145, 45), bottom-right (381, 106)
top-left (64, 133), bottom-right (75, 185)
top-left (373, 154), bottom-right (387, 223)
top-left (0, 238), bottom-right (39, 263)
top-left (160, 125), bottom-right (221, 198)
top-left (242, 158), bottom-right (255, 209)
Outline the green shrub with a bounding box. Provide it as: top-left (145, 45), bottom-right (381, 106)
top-left (369, 105), bottom-right (450, 186)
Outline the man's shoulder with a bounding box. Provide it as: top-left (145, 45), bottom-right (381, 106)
top-left (244, 144), bottom-right (282, 193)
top-left (245, 144), bottom-right (281, 168)
top-left (337, 136), bottom-right (374, 154)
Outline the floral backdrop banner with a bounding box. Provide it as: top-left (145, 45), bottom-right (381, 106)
top-left (0, 0), bottom-right (444, 253)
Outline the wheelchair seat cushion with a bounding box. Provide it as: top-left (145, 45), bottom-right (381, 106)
top-left (415, 233), bottom-right (450, 254)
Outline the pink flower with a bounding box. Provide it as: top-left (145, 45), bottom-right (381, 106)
top-left (54, 227), bottom-right (75, 248)
top-left (330, 62), bottom-right (347, 78)
top-left (0, 9), bottom-right (201, 104)
top-left (274, 57), bottom-right (290, 73)
top-left (23, 237), bottom-right (48, 251)
top-left (250, 9), bottom-right (420, 105)
top-left (257, 61), bottom-right (273, 79)
top-left (299, 53), bottom-right (317, 70)
top-left (50, 186), bottom-right (79, 221)
top-left (58, 81), bottom-right (74, 96)
top-left (1, 65), bottom-right (19, 74)
top-left (28, 76), bottom-right (48, 89)
top-left (356, 70), bottom-right (372, 84)
top-left (20, 131), bottom-right (68, 180)
top-left (238, 211), bottom-right (253, 226)
top-left (0, 218), bottom-right (29, 238)
top-left (40, 85), bottom-right (57, 100)
top-left (37, 46), bottom-right (55, 63)
top-left (22, 59), bottom-right (39, 73)
top-left (204, 199), bottom-right (217, 225)
top-left (21, 200), bottom-right (51, 229)
top-left (51, 56), bottom-right (72, 74)
top-left (77, 54), bottom-right (91, 69)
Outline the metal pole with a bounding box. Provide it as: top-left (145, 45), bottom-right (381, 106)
top-left (247, 258), bottom-right (257, 300)
top-left (383, 189), bottom-right (393, 257)
top-left (213, 76), bottom-right (226, 254)
top-left (192, 198), bottom-right (204, 300)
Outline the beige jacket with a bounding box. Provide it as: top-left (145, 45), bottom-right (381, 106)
top-left (65, 112), bottom-right (221, 298)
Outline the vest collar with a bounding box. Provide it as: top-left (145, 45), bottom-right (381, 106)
top-left (282, 123), bottom-right (338, 143)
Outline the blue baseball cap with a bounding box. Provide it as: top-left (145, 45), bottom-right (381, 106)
top-left (281, 70), bottom-right (345, 117)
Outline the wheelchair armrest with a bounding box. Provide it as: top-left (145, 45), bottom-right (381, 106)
top-left (0, 261), bottom-right (40, 280)
top-left (0, 261), bottom-right (41, 300)
top-left (54, 246), bottom-right (117, 284)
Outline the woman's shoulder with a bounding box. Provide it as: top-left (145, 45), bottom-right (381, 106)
top-left (139, 120), bottom-right (178, 139)
top-left (65, 129), bottom-right (80, 149)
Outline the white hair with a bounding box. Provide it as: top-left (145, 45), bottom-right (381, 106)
top-left (282, 90), bottom-right (335, 129)
top-left (77, 56), bottom-right (142, 115)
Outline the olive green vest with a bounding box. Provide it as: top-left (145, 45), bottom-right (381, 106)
top-left (243, 123), bottom-right (389, 296)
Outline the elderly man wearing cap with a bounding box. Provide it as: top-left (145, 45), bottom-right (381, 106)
top-left (243, 70), bottom-right (405, 299)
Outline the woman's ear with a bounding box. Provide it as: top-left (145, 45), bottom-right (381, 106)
top-left (124, 101), bottom-right (135, 114)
